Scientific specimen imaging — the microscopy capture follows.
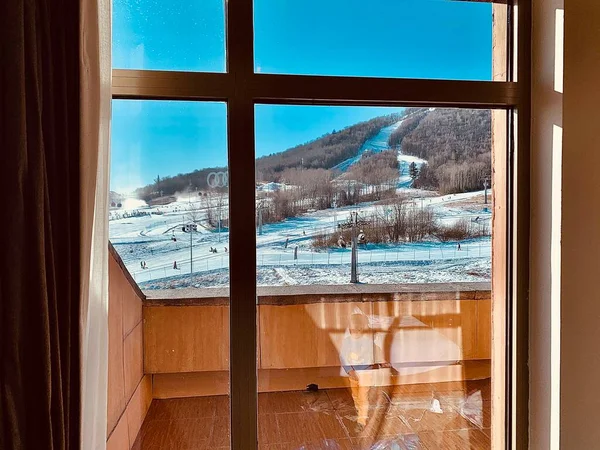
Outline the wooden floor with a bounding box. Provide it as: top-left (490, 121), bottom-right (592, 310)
top-left (133, 379), bottom-right (491, 449)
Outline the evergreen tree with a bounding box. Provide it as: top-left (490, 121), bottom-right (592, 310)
top-left (409, 162), bottom-right (419, 180)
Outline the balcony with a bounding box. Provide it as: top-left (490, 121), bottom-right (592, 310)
top-left (107, 247), bottom-right (493, 450)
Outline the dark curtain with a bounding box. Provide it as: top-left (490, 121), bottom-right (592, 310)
top-left (1, 0), bottom-right (81, 448)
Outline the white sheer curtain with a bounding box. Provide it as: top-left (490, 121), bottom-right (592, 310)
top-left (80, 0), bottom-right (112, 448)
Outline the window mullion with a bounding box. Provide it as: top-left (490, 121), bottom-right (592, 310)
top-left (227, 0), bottom-right (258, 449)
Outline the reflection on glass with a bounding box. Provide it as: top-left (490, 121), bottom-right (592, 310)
top-left (256, 105), bottom-right (497, 449)
top-left (113, 0), bottom-right (226, 71)
top-left (254, 0), bottom-right (507, 81)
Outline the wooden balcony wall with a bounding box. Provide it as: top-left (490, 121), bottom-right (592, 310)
top-left (143, 286), bottom-right (491, 399)
top-left (107, 246), bottom-right (153, 450)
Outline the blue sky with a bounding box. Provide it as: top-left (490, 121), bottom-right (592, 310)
top-left (111, 0), bottom-right (494, 192)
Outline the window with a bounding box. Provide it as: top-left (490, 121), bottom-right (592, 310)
top-left (113, 0), bottom-right (226, 72)
top-left (255, 105), bottom-right (501, 448)
top-left (254, 0), bottom-right (507, 81)
top-left (110, 0), bottom-right (529, 448)
top-left (110, 100), bottom-right (229, 288)
top-left (254, 105), bottom-right (494, 286)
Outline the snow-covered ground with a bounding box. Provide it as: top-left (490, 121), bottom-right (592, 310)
top-left (110, 111), bottom-right (491, 289)
top-left (109, 187), bottom-right (492, 289)
top-left (140, 256), bottom-right (491, 290)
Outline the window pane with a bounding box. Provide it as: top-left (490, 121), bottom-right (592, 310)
top-left (113, 0), bottom-right (226, 72)
top-left (110, 100), bottom-right (230, 290)
top-left (254, 0), bottom-right (508, 81)
top-left (110, 100), bottom-right (231, 448)
top-left (255, 105), bottom-right (503, 449)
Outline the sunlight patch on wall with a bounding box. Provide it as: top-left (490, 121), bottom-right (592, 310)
top-left (551, 123), bottom-right (562, 449)
top-left (555, 9), bottom-right (564, 93)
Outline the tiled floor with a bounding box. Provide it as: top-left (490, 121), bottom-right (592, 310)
top-left (133, 379), bottom-right (491, 449)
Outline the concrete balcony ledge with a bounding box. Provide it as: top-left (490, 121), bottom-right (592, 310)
top-left (143, 281), bottom-right (492, 306)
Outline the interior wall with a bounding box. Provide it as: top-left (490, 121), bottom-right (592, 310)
top-left (530, 0), bottom-right (563, 448)
top-left (106, 249), bottom-right (152, 450)
top-left (560, 1), bottom-right (600, 448)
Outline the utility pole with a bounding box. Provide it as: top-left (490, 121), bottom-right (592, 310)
top-left (218, 195), bottom-right (222, 242)
top-left (257, 202), bottom-right (264, 235)
top-left (182, 223), bottom-right (197, 283)
top-left (332, 199), bottom-right (337, 233)
top-left (483, 178), bottom-right (489, 205)
top-left (350, 211), bottom-right (359, 284)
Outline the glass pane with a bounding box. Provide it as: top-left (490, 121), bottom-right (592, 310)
top-left (113, 0), bottom-right (226, 72)
top-left (254, 0), bottom-right (508, 81)
top-left (109, 100), bottom-right (230, 448)
top-left (256, 105), bottom-right (502, 449)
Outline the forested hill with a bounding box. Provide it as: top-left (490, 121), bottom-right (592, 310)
top-left (131, 108), bottom-right (492, 201)
top-left (389, 108), bottom-right (492, 194)
top-left (255, 114), bottom-right (401, 181)
top-left (132, 114), bottom-right (401, 201)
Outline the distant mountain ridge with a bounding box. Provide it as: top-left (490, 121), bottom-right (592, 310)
top-left (130, 108), bottom-right (491, 201)
top-left (255, 114), bottom-right (401, 181)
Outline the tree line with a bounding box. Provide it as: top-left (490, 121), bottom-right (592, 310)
top-left (258, 151), bottom-right (400, 224)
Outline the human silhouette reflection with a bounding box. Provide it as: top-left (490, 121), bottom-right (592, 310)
top-left (340, 313), bottom-right (393, 426)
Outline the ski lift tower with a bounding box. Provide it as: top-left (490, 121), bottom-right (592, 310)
top-left (483, 177), bottom-right (490, 205)
top-left (350, 212), bottom-right (359, 283)
top-left (338, 211), bottom-right (370, 284)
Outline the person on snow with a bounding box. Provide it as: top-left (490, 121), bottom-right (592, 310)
top-left (338, 235), bottom-right (347, 248)
top-left (173, 261), bottom-right (179, 270)
top-left (357, 230), bottom-right (366, 247)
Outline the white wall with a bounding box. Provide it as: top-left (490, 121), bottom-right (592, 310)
top-left (530, 0), bottom-right (563, 448)
top-left (559, 1), bottom-right (600, 448)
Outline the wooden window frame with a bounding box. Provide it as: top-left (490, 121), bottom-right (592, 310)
top-left (111, 0), bottom-right (531, 448)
